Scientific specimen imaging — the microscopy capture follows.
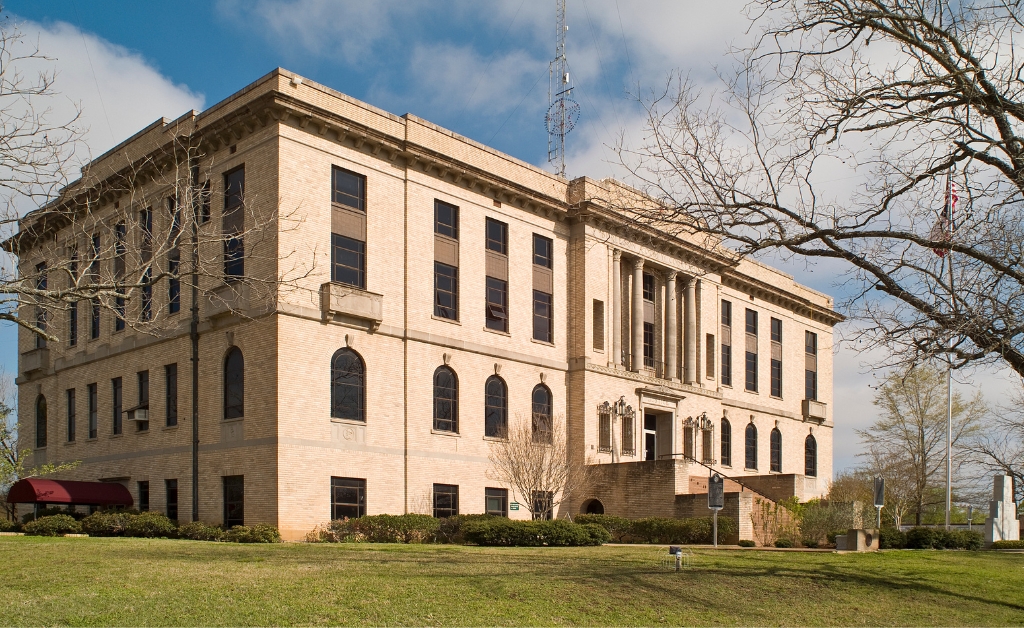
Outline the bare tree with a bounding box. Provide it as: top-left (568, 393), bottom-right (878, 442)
top-left (858, 364), bottom-right (985, 524)
top-left (966, 381), bottom-right (1024, 505)
top-left (860, 449), bottom-right (918, 527)
top-left (486, 413), bottom-right (593, 520)
top-left (617, 0), bottom-right (1024, 378)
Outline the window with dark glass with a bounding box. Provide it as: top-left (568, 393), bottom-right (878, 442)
top-left (593, 300), bottom-right (605, 351)
top-left (200, 180), bottom-right (212, 224)
top-left (88, 383), bottom-right (98, 439)
top-left (432, 483), bottom-right (458, 518)
top-left (223, 166), bottom-right (245, 279)
top-left (331, 348), bottom-right (365, 422)
top-left (598, 405), bottom-right (612, 453)
top-left (66, 388), bottom-right (76, 443)
top-left (34, 262), bottom-right (47, 349)
top-left (720, 418), bottom-right (731, 466)
top-left (135, 370), bottom-right (150, 432)
top-left (112, 377), bottom-right (122, 435)
top-left (485, 218), bottom-right (507, 255)
top-left (434, 262), bottom-right (458, 320)
top-left (140, 206), bottom-right (153, 262)
top-left (331, 234), bottom-right (366, 288)
top-left (770, 428), bottom-right (782, 472)
top-left (168, 195), bottom-right (182, 243)
top-left (745, 309), bottom-right (758, 392)
top-left (531, 384), bottom-right (553, 444)
top-left (721, 300), bottom-right (732, 386)
top-left (433, 366), bottom-right (458, 432)
top-left (485, 488), bottom-right (508, 517)
top-left (642, 272), bottom-right (655, 302)
top-left (745, 423), bottom-right (757, 469)
top-left (141, 268), bottom-right (153, 321)
top-left (69, 298), bottom-right (78, 347)
top-left (165, 479), bottom-right (178, 521)
top-left (434, 200), bottom-right (458, 239)
top-left (805, 435), bottom-right (817, 477)
top-left (484, 376), bottom-right (507, 438)
top-left (331, 477), bottom-right (366, 520)
top-left (138, 481), bottom-right (150, 512)
top-left (643, 322), bottom-right (655, 368)
top-left (89, 233), bottom-right (100, 279)
top-left (90, 299), bottom-right (100, 340)
top-left (332, 166), bottom-right (366, 211)
top-left (224, 347), bottom-right (244, 420)
top-left (533, 234), bottom-right (552, 268)
top-left (223, 475), bottom-right (244, 527)
top-left (485, 276), bottom-right (508, 332)
top-left (532, 490), bottom-right (553, 520)
top-left (805, 331), bottom-right (818, 401)
top-left (721, 344), bottom-right (732, 387)
top-left (532, 290), bottom-right (553, 343)
top-left (770, 317), bottom-right (782, 397)
top-left (165, 364), bottom-right (178, 427)
top-left (168, 249), bottom-right (181, 314)
top-left (35, 395), bottom-right (47, 448)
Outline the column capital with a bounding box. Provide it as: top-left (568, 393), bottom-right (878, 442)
top-left (682, 274), bottom-right (697, 288)
top-left (612, 248), bottom-right (622, 262)
top-left (632, 256), bottom-right (645, 271)
top-left (662, 269), bottom-right (678, 283)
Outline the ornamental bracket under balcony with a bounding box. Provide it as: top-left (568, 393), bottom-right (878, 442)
top-left (320, 282), bottom-right (384, 332)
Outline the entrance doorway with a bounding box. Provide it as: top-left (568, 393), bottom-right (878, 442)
top-left (644, 412), bottom-right (657, 460)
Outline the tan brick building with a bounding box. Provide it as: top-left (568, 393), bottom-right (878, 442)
top-left (12, 69), bottom-right (840, 540)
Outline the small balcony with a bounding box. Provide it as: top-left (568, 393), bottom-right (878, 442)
top-left (21, 347), bottom-right (50, 375)
top-left (207, 282), bottom-right (251, 318)
top-left (320, 282), bottom-right (384, 331)
top-left (802, 399), bottom-right (828, 423)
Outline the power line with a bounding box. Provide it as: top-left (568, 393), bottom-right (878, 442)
top-left (456, 0), bottom-right (526, 121)
top-left (487, 69), bottom-right (545, 145)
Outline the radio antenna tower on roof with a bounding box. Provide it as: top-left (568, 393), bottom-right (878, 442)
top-left (546, 0), bottom-right (580, 178)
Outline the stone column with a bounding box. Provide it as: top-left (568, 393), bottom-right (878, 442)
top-left (612, 249), bottom-right (622, 367)
top-left (684, 276), bottom-right (697, 384)
top-left (631, 257), bottom-right (644, 372)
top-left (665, 271), bottom-right (678, 381)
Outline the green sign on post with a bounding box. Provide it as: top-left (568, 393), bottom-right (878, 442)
top-left (510, 502), bottom-right (520, 511)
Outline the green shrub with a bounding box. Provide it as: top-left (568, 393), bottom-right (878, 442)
top-left (905, 527), bottom-right (937, 549)
top-left (355, 514), bottom-right (440, 543)
top-left (125, 512), bottom-right (178, 538)
top-left (879, 527), bottom-right (906, 549)
top-left (81, 510), bottom-right (139, 536)
top-left (177, 521), bottom-right (224, 541)
top-left (23, 514), bottom-right (82, 536)
top-left (574, 514), bottom-right (632, 542)
top-left (435, 514), bottom-right (497, 544)
top-left (738, 539), bottom-right (756, 547)
top-left (936, 529), bottom-right (982, 550)
top-left (992, 539), bottom-right (1024, 549)
top-left (774, 538), bottom-right (794, 548)
top-left (623, 516), bottom-right (737, 544)
top-left (222, 524), bottom-right (281, 543)
top-left (826, 529), bottom-right (847, 546)
top-left (21, 507), bottom-right (86, 524)
top-left (0, 518), bottom-right (18, 532)
top-left (803, 539), bottom-right (819, 548)
top-left (463, 518), bottom-right (607, 546)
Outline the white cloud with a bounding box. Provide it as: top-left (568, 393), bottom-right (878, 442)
top-left (10, 19), bottom-right (204, 161)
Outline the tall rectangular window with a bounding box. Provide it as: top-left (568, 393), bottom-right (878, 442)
top-left (485, 488), bottom-right (508, 517)
top-left (138, 481), bottom-right (150, 512)
top-left (66, 388), bottom-right (76, 443)
top-left (532, 490), bottom-right (554, 520)
top-left (69, 301), bottom-right (78, 347)
top-left (113, 222), bottom-right (126, 332)
top-left (643, 322), bottom-right (655, 368)
top-left (87, 383), bottom-right (98, 439)
top-left (165, 364), bottom-right (178, 427)
top-left (165, 479), bottom-right (178, 521)
top-left (223, 475), bottom-right (244, 527)
top-left (136, 370), bottom-right (150, 432)
top-left (331, 167), bottom-right (367, 288)
top-left (168, 250), bottom-right (180, 314)
top-left (167, 195), bottom-right (182, 244)
top-left (706, 333), bottom-right (715, 379)
top-left (141, 269), bottom-right (153, 321)
top-left (721, 300), bottom-right (733, 386)
top-left (433, 484), bottom-right (459, 518)
top-left (745, 309), bottom-right (758, 393)
top-left (532, 290), bottom-right (553, 343)
top-left (532, 234), bottom-right (553, 343)
top-left (770, 317), bottom-right (783, 398)
top-left (642, 272), bottom-right (655, 302)
top-left (598, 406), bottom-right (612, 453)
top-left (805, 331), bottom-right (818, 401)
top-left (34, 262), bottom-right (47, 348)
top-left (223, 166), bottom-right (245, 279)
top-left (112, 377), bottom-right (123, 435)
top-left (434, 262), bottom-right (458, 320)
top-left (90, 299), bottom-right (100, 340)
top-left (485, 276), bottom-right (508, 332)
top-left (485, 217), bottom-right (507, 255)
top-left (331, 477), bottom-right (366, 520)
top-left (434, 200), bottom-right (458, 239)
top-left (593, 300), bottom-right (605, 351)
top-left (533, 234), bottom-right (552, 269)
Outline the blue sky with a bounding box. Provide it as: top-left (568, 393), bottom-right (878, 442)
top-left (4, 0), bottom-right (1009, 474)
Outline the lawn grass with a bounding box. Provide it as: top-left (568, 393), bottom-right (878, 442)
top-left (2, 537), bottom-right (1022, 626)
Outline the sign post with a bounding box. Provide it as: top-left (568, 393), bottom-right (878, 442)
top-left (873, 477), bottom-right (885, 528)
top-left (708, 472), bottom-right (725, 547)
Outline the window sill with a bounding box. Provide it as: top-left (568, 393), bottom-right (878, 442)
top-left (482, 435), bottom-right (508, 442)
top-left (86, 437), bottom-right (98, 443)
top-left (431, 315), bottom-right (461, 325)
top-left (483, 326), bottom-right (510, 337)
top-left (110, 434), bottom-right (123, 439)
top-left (770, 395), bottom-right (783, 400)
top-left (744, 468), bottom-right (757, 472)
top-left (64, 441), bottom-right (76, 447)
top-left (163, 424), bottom-right (179, 431)
top-left (331, 418), bottom-right (367, 426)
top-left (720, 464), bottom-right (732, 469)
top-left (222, 417), bottom-right (244, 424)
top-left (431, 429), bottom-right (460, 438)
top-left (33, 446), bottom-right (46, 452)
top-left (744, 389), bottom-right (759, 395)
top-left (530, 338), bottom-right (555, 347)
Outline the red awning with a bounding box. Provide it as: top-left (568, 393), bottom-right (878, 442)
top-left (6, 478), bottom-right (134, 506)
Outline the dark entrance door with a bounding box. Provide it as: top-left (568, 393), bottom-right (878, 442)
top-left (644, 412), bottom-right (658, 461)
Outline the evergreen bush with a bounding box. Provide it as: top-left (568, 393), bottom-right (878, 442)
top-left (462, 518), bottom-right (608, 546)
top-left (222, 524), bottom-right (281, 543)
top-left (124, 512), bottom-right (178, 538)
top-left (22, 514), bottom-right (82, 536)
top-left (737, 539), bottom-right (756, 547)
top-left (992, 539), bottom-right (1024, 549)
top-left (879, 527), bottom-right (906, 549)
top-left (0, 518), bottom-right (18, 532)
top-left (81, 510), bottom-right (140, 536)
top-left (177, 521), bottom-right (224, 541)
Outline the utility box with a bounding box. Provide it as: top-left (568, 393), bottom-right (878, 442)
top-left (835, 529), bottom-right (879, 551)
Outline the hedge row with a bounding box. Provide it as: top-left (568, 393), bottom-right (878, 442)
top-left (574, 514), bottom-right (737, 544)
top-left (991, 539), bottom-right (1024, 549)
top-left (463, 519), bottom-right (610, 546)
top-left (880, 527), bottom-right (983, 550)
top-left (18, 511), bottom-right (279, 543)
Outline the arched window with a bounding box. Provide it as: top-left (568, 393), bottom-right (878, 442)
top-left (331, 348), bottom-right (365, 422)
top-left (744, 423), bottom-right (757, 470)
top-left (532, 384), bottom-right (553, 444)
top-left (433, 366), bottom-right (458, 432)
top-left (720, 418), bottom-right (732, 467)
top-left (770, 428), bottom-right (782, 472)
top-left (484, 376), bottom-right (507, 437)
top-left (35, 395), bottom-right (47, 448)
top-left (582, 499), bottom-right (605, 515)
top-left (224, 347), bottom-right (244, 419)
top-left (805, 434), bottom-right (817, 477)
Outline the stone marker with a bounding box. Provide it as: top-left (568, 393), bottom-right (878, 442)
top-left (984, 474), bottom-right (1020, 546)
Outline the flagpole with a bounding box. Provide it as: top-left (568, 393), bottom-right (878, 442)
top-left (944, 169), bottom-right (954, 531)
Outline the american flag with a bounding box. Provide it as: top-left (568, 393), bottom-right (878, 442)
top-left (930, 172), bottom-right (958, 258)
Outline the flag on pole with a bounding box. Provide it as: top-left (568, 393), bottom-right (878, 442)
top-left (931, 172), bottom-right (958, 257)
